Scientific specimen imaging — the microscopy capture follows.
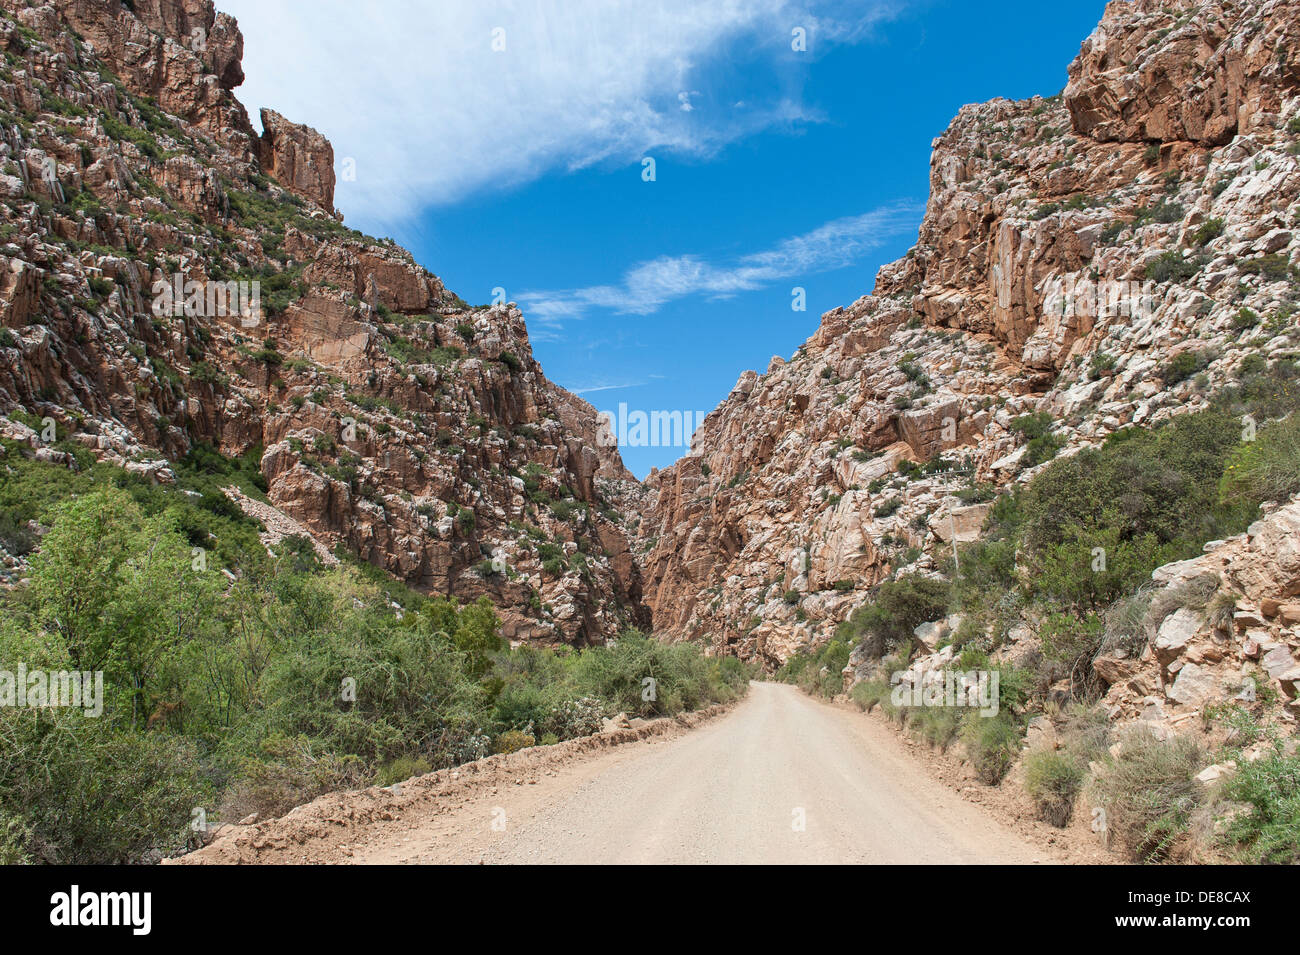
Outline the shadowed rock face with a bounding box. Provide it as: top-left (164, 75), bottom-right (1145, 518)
top-left (0, 0), bottom-right (645, 645)
top-left (628, 0), bottom-right (1300, 667)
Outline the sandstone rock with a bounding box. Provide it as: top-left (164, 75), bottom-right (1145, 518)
top-left (257, 108), bottom-right (335, 210)
top-left (930, 502), bottom-right (992, 543)
top-left (1153, 608), bottom-right (1203, 665)
top-left (1167, 662), bottom-right (1219, 707)
top-left (1196, 762), bottom-right (1237, 786)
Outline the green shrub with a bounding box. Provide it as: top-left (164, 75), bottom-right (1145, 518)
top-left (374, 756), bottom-right (433, 787)
top-left (1145, 250), bottom-right (1201, 284)
top-left (223, 735), bottom-right (369, 822)
top-left (0, 450), bottom-right (748, 861)
top-left (1217, 745), bottom-right (1300, 864)
top-left (1024, 749), bottom-right (1086, 827)
top-left (1010, 411), bottom-right (1064, 467)
top-left (0, 808), bottom-right (33, 864)
top-left (1237, 253), bottom-right (1293, 281)
top-left (1219, 413), bottom-right (1300, 507)
top-left (835, 573), bottom-right (950, 658)
top-left (493, 730), bottom-right (536, 754)
top-left (908, 704), bottom-right (962, 750)
top-left (1091, 727), bottom-right (1204, 862)
top-left (962, 712), bottom-right (1022, 785)
top-left (1190, 217), bottom-right (1224, 246)
top-left (570, 630), bottom-right (748, 717)
top-left (0, 701), bottom-right (208, 864)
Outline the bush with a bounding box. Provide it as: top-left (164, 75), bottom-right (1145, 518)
top-left (907, 704), bottom-right (962, 750)
top-left (1010, 411), bottom-right (1064, 467)
top-left (0, 809), bottom-right (33, 864)
top-left (836, 573), bottom-right (950, 658)
top-left (1237, 253), bottom-right (1293, 281)
top-left (570, 630), bottom-right (748, 717)
top-left (1163, 350), bottom-right (1206, 384)
top-left (1190, 217), bottom-right (1224, 246)
top-left (374, 756), bottom-right (432, 787)
top-left (542, 696), bottom-right (605, 740)
top-left (1145, 250), bottom-right (1202, 284)
top-left (222, 735), bottom-right (368, 822)
top-left (1024, 749), bottom-right (1085, 827)
top-left (493, 730), bottom-right (536, 754)
top-left (1011, 411), bottom-right (1243, 609)
top-left (1217, 745), bottom-right (1300, 864)
top-left (1091, 727), bottom-right (1204, 862)
top-left (1219, 413), bottom-right (1300, 507)
top-left (962, 712), bottom-right (1022, 785)
top-left (779, 639), bottom-right (850, 698)
top-left (0, 702), bottom-right (209, 864)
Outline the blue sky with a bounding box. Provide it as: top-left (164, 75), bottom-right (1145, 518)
top-left (221, 0), bottom-right (1107, 477)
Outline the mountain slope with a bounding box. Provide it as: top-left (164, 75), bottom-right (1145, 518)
top-left (633, 0), bottom-right (1300, 667)
top-left (0, 0), bottom-right (645, 643)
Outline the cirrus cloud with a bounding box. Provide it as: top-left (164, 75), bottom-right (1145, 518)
top-left (218, 0), bottom-right (901, 233)
top-left (515, 200), bottom-right (923, 325)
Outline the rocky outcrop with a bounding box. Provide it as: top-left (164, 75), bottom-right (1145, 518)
top-left (257, 109), bottom-right (335, 211)
top-left (0, 0), bottom-right (644, 644)
top-left (1065, 0), bottom-right (1300, 146)
top-left (631, 0), bottom-right (1300, 669)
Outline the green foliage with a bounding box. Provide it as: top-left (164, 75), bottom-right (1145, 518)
top-left (1219, 413), bottom-right (1300, 508)
top-left (1010, 412), bottom-right (1064, 467)
top-left (1092, 728), bottom-right (1204, 862)
top-left (568, 631), bottom-right (752, 716)
top-left (1237, 253), bottom-right (1294, 282)
top-left (1218, 745), bottom-right (1300, 864)
top-left (1163, 350), bottom-right (1207, 384)
top-left (1189, 217), bottom-right (1224, 246)
top-left (778, 638), bottom-right (850, 698)
top-left (0, 453), bottom-right (746, 862)
top-left (833, 573), bottom-right (950, 659)
top-left (962, 712), bottom-right (1022, 785)
top-left (1010, 411), bottom-right (1244, 609)
top-left (1024, 748), bottom-right (1085, 826)
top-left (1145, 250), bottom-right (1203, 284)
top-left (493, 730), bottom-right (535, 754)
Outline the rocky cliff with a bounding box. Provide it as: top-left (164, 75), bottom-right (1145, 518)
top-left (0, 0), bottom-right (645, 644)
top-left (634, 0), bottom-right (1300, 668)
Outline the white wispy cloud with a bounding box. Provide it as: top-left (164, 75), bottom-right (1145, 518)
top-left (570, 381), bottom-right (650, 395)
top-left (515, 201), bottom-right (922, 322)
top-left (217, 0), bottom-right (899, 232)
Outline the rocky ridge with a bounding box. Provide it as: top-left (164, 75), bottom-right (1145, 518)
top-left (0, 0), bottom-right (645, 644)
top-left (633, 0), bottom-right (1300, 702)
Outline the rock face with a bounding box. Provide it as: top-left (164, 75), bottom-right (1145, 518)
top-left (0, 0), bottom-right (644, 644)
top-left (630, 0), bottom-right (1300, 667)
top-left (1093, 497), bottom-right (1300, 723)
top-left (257, 108), bottom-right (335, 211)
top-left (1065, 0), bottom-right (1300, 146)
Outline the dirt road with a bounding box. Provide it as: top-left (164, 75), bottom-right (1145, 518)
top-left (366, 681), bottom-right (1046, 864)
top-left (182, 681), bottom-right (1055, 864)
